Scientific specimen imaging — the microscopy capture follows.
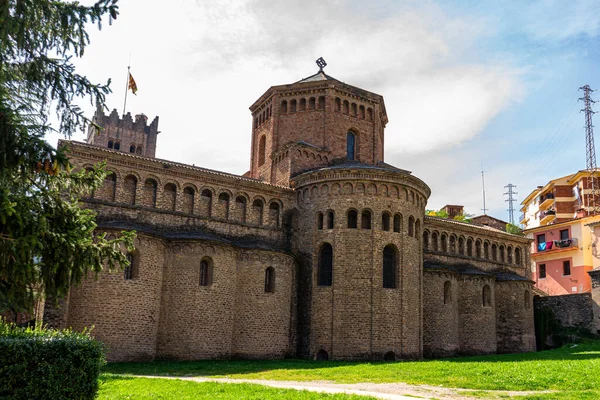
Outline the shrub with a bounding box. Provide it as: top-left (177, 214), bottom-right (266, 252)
top-left (0, 319), bottom-right (105, 399)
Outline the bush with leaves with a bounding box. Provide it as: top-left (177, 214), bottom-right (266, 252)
top-left (0, 319), bottom-right (105, 399)
top-left (0, 0), bottom-right (134, 316)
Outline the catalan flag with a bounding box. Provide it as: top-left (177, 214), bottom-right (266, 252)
top-left (128, 72), bottom-right (138, 95)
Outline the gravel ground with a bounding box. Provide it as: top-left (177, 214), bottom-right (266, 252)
top-left (137, 375), bottom-right (557, 399)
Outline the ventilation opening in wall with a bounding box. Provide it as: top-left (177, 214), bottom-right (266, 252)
top-left (316, 349), bottom-right (329, 361)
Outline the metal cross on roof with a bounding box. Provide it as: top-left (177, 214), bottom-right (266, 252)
top-left (316, 57), bottom-right (327, 71)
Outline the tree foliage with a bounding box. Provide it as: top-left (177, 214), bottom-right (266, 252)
top-left (506, 223), bottom-right (524, 236)
top-left (426, 208), bottom-right (473, 223)
top-left (0, 0), bottom-right (134, 314)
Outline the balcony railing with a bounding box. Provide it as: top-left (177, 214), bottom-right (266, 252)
top-left (539, 209), bottom-right (556, 224)
top-left (520, 212), bottom-right (529, 225)
top-left (536, 237), bottom-right (578, 253)
top-left (539, 193), bottom-right (555, 211)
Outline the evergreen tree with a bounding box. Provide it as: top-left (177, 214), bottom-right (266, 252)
top-left (0, 0), bottom-right (134, 315)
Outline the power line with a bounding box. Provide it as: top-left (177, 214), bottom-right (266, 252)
top-left (504, 184), bottom-right (518, 225)
top-left (579, 85), bottom-right (598, 215)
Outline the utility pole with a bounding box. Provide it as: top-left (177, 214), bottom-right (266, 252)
top-left (481, 163), bottom-right (488, 215)
top-left (579, 85), bottom-right (598, 215)
top-left (504, 184), bottom-right (518, 225)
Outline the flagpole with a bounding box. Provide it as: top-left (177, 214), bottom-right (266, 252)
top-left (123, 67), bottom-right (130, 117)
top-left (122, 54), bottom-right (131, 117)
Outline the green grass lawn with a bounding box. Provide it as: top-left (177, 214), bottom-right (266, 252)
top-left (98, 375), bottom-right (375, 399)
top-left (104, 340), bottom-right (600, 394)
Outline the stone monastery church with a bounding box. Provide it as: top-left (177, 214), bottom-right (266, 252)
top-left (46, 65), bottom-right (536, 362)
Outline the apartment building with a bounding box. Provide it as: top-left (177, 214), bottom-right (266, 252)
top-left (521, 170), bottom-right (600, 295)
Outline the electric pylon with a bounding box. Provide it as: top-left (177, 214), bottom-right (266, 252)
top-left (504, 184), bottom-right (518, 225)
top-left (579, 85), bottom-right (598, 215)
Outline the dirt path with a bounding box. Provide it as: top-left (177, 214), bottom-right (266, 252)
top-left (136, 375), bottom-right (557, 399)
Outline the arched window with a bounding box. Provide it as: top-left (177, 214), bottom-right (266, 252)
top-left (201, 189), bottom-right (213, 217)
top-left (393, 214), bottom-right (401, 233)
top-left (316, 349), bottom-right (329, 361)
top-left (129, 144), bottom-right (136, 153)
top-left (359, 105), bottom-right (365, 119)
top-left (482, 285), bottom-right (492, 307)
top-left (290, 99), bottom-right (297, 112)
top-left (334, 97), bottom-right (341, 112)
top-left (252, 199), bottom-right (264, 225)
top-left (383, 245), bottom-right (397, 288)
top-left (467, 238), bottom-right (473, 256)
top-left (308, 97), bottom-right (315, 110)
top-left (382, 213), bottom-right (390, 231)
top-left (449, 235), bottom-right (456, 253)
top-left (299, 98), bottom-right (306, 111)
top-left (143, 178), bottom-right (158, 208)
top-left (114, 141), bottom-right (120, 150)
top-left (476, 240), bottom-right (482, 258)
top-left (415, 219), bottom-right (420, 237)
top-left (431, 232), bottom-right (439, 251)
top-left (347, 209), bottom-right (358, 229)
top-left (326, 211), bottom-right (334, 229)
top-left (281, 100), bottom-right (288, 113)
top-left (318, 96), bottom-right (325, 110)
top-left (361, 210), bottom-right (372, 229)
top-left (423, 230), bottom-right (430, 250)
top-left (124, 175), bottom-right (137, 205)
top-left (219, 192), bottom-right (230, 220)
top-left (164, 183), bottom-right (177, 211)
top-left (269, 202), bottom-right (280, 227)
top-left (507, 246), bottom-right (513, 264)
top-left (346, 131), bottom-right (356, 160)
top-left (265, 267), bottom-right (275, 293)
top-left (351, 103), bottom-right (357, 117)
top-left (107, 139), bottom-right (114, 149)
top-left (183, 187), bottom-right (194, 214)
top-left (515, 247), bottom-right (522, 265)
top-left (441, 233), bottom-right (448, 252)
top-left (458, 237), bottom-right (465, 255)
top-left (492, 244), bottom-right (497, 261)
top-left (384, 351), bottom-right (395, 361)
top-left (258, 135), bottom-right (266, 166)
top-left (367, 107), bottom-right (373, 121)
top-left (317, 212), bottom-right (324, 230)
top-left (124, 252), bottom-right (139, 280)
top-left (104, 172), bottom-right (117, 202)
top-left (408, 216), bottom-right (415, 237)
top-left (444, 281), bottom-right (452, 304)
top-left (136, 145), bottom-right (142, 155)
top-left (318, 243), bottom-right (333, 286)
top-left (499, 245), bottom-right (506, 262)
top-left (484, 242), bottom-right (489, 259)
top-left (343, 100), bottom-right (349, 114)
top-left (236, 196), bottom-right (247, 223)
top-left (199, 258), bottom-right (213, 286)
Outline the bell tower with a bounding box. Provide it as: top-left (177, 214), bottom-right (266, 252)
top-left (248, 58), bottom-right (388, 186)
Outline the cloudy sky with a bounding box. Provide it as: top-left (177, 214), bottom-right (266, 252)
top-left (50, 0), bottom-right (600, 222)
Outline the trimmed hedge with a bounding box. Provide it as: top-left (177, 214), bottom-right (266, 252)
top-left (0, 320), bottom-right (105, 400)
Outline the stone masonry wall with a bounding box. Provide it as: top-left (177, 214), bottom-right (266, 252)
top-left (458, 276), bottom-right (497, 355)
top-left (423, 272), bottom-right (459, 358)
top-left (495, 281), bottom-right (536, 353)
top-left (66, 234), bottom-right (165, 362)
top-left (534, 293), bottom-right (595, 332)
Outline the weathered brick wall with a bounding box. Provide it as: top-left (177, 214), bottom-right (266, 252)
top-left (495, 281), bottom-right (536, 353)
top-left (292, 167), bottom-right (429, 360)
top-left (423, 272), bottom-right (459, 358)
top-left (156, 243), bottom-right (237, 360)
top-left (534, 293), bottom-right (595, 332)
top-left (66, 234), bottom-right (165, 362)
top-left (232, 251), bottom-right (296, 359)
top-left (458, 276), bottom-right (497, 355)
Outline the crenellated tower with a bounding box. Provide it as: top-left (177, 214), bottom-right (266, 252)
top-left (86, 105), bottom-right (159, 158)
top-left (249, 66), bottom-right (388, 186)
